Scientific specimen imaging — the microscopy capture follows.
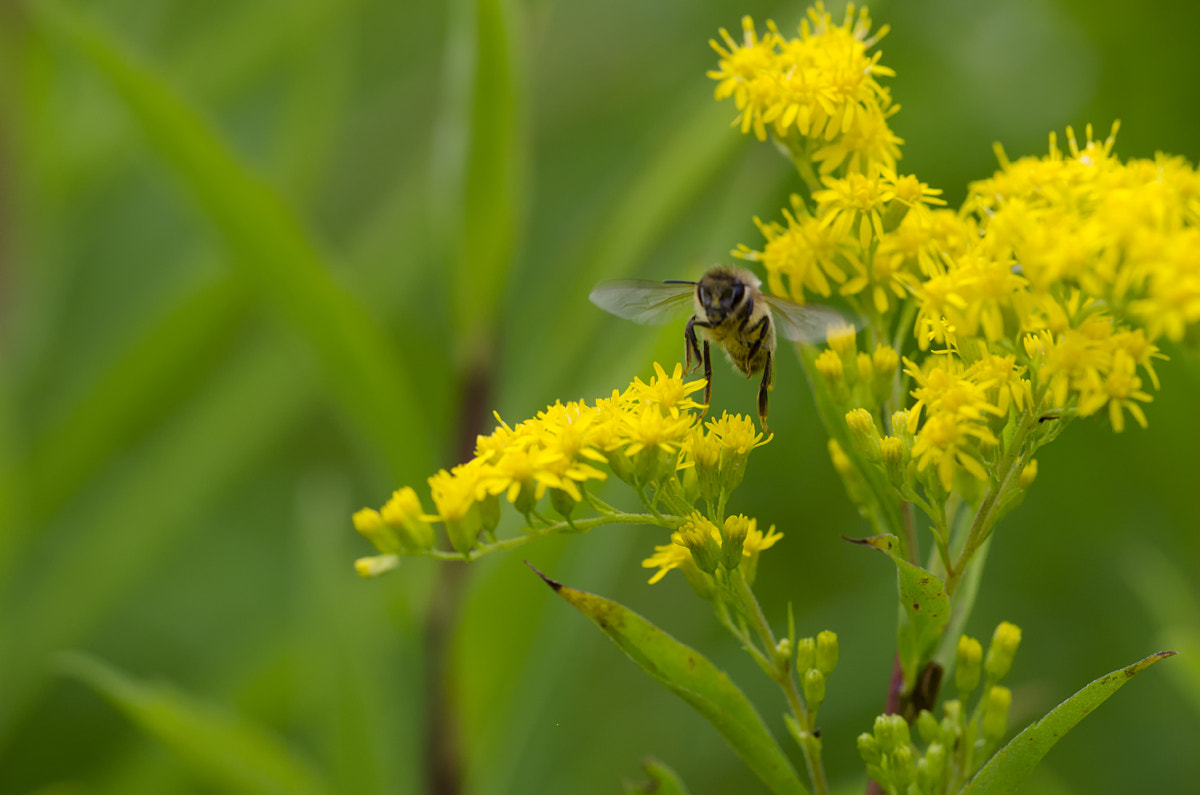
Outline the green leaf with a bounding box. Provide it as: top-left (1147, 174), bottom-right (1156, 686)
top-left (847, 534), bottom-right (950, 686)
top-left (530, 565), bottom-right (809, 795)
top-left (30, 0), bottom-right (430, 483)
top-left (58, 653), bottom-right (329, 795)
top-left (433, 0), bottom-right (525, 351)
top-left (962, 651), bottom-right (1176, 794)
top-left (624, 757), bottom-right (693, 795)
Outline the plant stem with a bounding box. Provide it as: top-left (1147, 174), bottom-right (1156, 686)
top-left (727, 572), bottom-right (830, 795)
top-left (946, 410), bottom-right (1037, 595)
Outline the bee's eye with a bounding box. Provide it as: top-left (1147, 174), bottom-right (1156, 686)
top-left (731, 283), bottom-right (745, 305)
top-left (699, 285), bottom-right (711, 305)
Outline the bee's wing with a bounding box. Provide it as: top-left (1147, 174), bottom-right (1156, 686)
top-left (763, 294), bottom-right (858, 343)
top-left (589, 280), bottom-right (695, 326)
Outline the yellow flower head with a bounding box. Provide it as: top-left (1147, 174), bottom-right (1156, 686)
top-left (709, 4), bottom-right (897, 169)
top-left (625, 362), bottom-right (708, 415)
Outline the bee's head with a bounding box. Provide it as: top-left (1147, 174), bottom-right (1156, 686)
top-left (697, 267), bottom-right (754, 321)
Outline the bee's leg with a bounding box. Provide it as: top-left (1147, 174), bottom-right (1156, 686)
top-left (757, 349), bottom-right (774, 432)
top-left (684, 316), bottom-right (707, 373)
top-left (701, 339), bottom-right (713, 415)
top-left (744, 314), bottom-right (770, 368)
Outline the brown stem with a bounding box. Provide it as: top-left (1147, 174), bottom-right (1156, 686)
top-left (425, 352), bottom-right (495, 795)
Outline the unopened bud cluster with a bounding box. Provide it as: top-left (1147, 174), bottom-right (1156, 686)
top-left (859, 621), bottom-right (1022, 792)
top-left (795, 631), bottom-right (839, 719)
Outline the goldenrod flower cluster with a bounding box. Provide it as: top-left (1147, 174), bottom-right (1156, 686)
top-left (709, 2), bottom-right (900, 173)
top-left (713, 7), bottom-right (1200, 549)
top-left (352, 363), bottom-right (777, 580)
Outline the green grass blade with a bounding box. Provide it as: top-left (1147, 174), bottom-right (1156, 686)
top-left (433, 0), bottom-right (525, 349)
top-left (0, 333), bottom-right (315, 743)
top-left (30, 0), bottom-right (430, 482)
top-left (532, 566), bottom-right (809, 795)
top-left (23, 274), bottom-right (246, 526)
top-left (520, 97), bottom-right (743, 401)
top-left (962, 651), bottom-right (1176, 794)
top-left (58, 653), bottom-right (329, 795)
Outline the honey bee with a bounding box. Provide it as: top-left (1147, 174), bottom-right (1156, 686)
top-left (590, 265), bottom-right (850, 430)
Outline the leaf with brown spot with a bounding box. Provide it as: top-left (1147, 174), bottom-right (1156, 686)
top-left (846, 534), bottom-right (950, 686)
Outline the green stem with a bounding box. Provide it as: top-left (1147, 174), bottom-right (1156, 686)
top-left (726, 571), bottom-right (830, 795)
top-left (420, 512), bottom-right (671, 561)
top-left (946, 410), bottom-right (1037, 594)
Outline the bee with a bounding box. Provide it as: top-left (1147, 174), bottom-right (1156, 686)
top-left (589, 265), bottom-right (849, 430)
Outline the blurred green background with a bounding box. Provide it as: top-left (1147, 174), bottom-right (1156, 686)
top-left (2, 0), bottom-right (1198, 793)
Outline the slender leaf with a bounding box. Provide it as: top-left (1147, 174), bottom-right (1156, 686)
top-left (30, 0), bottom-right (430, 483)
top-left (433, 0), bottom-right (525, 348)
top-left (523, 97), bottom-right (743, 402)
top-left (624, 757), bottom-right (692, 795)
top-left (530, 565), bottom-right (809, 795)
top-left (962, 651), bottom-right (1176, 794)
top-left (0, 333), bottom-right (315, 743)
top-left (24, 274), bottom-right (246, 526)
top-left (847, 534), bottom-right (950, 685)
top-left (58, 653), bottom-right (329, 795)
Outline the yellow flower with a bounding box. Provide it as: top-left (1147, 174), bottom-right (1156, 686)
top-left (706, 411), bottom-right (771, 456)
top-left (910, 412), bottom-right (996, 492)
top-left (1076, 349), bottom-right (1152, 432)
top-left (427, 458), bottom-right (496, 524)
top-left (739, 200), bottom-right (851, 303)
top-left (813, 169), bottom-right (895, 250)
top-left (625, 362), bottom-right (708, 415)
top-left (708, 4), bottom-right (898, 167)
top-left (641, 540), bottom-right (691, 585)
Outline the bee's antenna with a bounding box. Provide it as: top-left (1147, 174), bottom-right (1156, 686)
top-left (663, 279), bottom-right (697, 285)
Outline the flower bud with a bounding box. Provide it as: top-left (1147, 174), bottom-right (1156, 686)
top-left (872, 344), bottom-right (900, 402)
top-left (981, 685), bottom-right (1012, 742)
top-left (677, 514), bottom-right (721, 575)
top-left (1020, 458), bottom-right (1038, 488)
top-left (711, 413), bottom-right (765, 492)
top-left (803, 668), bottom-right (827, 708)
top-left (815, 349), bottom-right (850, 405)
top-left (874, 713), bottom-right (910, 753)
top-left (512, 480), bottom-right (538, 517)
top-left (956, 635), bottom-right (983, 696)
top-left (795, 637), bottom-right (816, 675)
top-left (880, 435), bottom-right (906, 487)
top-left (549, 487), bottom-right (575, 520)
top-left (378, 487), bottom-right (437, 551)
top-left (984, 621), bottom-right (1022, 683)
top-left (354, 554), bottom-right (400, 578)
top-left (846, 408), bottom-right (882, 460)
top-left (689, 427), bottom-right (723, 502)
top-left (721, 514), bottom-right (751, 570)
top-left (919, 742), bottom-right (946, 789)
top-left (915, 709), bottom-right (939, 745)
top-left (479, 492), bottom-right (502, 534)
top-left (890, 745), bottom-right (915, 788)
top-left (855, 351), bottom-right (874, 385)
top-left (816, 348), bottom-right (844, 383)
top-left (857, 732), bottom-right (882, 766)
top-left (941, 699), bottom-right (962, 736)
top-left (816, 630), bottom-right (839, 675)
top-left (443, 504), bottom-right (483, 557)
top-left (353, 507), bottom-right (402, 555)
top-left (827, 323), bottom-right (858, 357)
